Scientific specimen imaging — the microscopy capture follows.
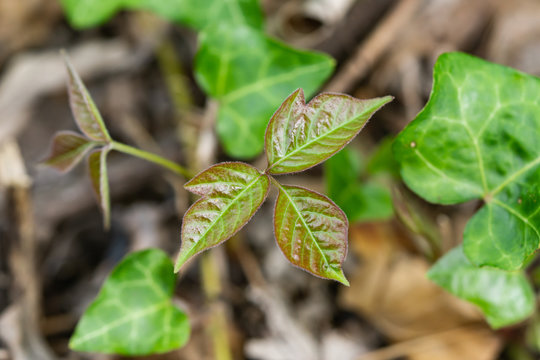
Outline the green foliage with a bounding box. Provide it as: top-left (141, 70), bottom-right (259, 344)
top-left (428, 246), bottom-right (534, 328)
top-left (176, 89), bottom-right (391, 284)
top-left (70, 249), bottom-right (190, 355)
top-left (59, 0), bottom-right (263, 30)
top-left (273, 184), bottom-right (349, 285)
top-left (394, 52), bottom-right (540, 271)
top-left (325, 147), bottom-right (393, 223)
top-left (196, 26), bottom-right (335, 158)
top-left (176, 162), bottom-right (270, 271)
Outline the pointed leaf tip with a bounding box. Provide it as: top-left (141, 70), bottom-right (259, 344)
top-left (265, 89), bottom-right (392, 174)
top-left (43, 131), bottom-right (97, 172)
top-left (273, 184), bottom-right (349, 284)
top-left (176, 162), bottom-right (270, 272)
top-left (63, 52), bottom-right (111, 142)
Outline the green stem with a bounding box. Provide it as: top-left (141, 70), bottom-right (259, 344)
top-left (111, 141), bottom-right (192, 179)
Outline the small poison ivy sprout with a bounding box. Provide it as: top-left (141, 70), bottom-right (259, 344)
top-left (44, 52), bottom-right (191, 229)
top-left (176, 89), bottom-right (392, 284)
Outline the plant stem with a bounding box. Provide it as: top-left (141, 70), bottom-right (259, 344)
top-left (111, 141), bottom-right (192, 179)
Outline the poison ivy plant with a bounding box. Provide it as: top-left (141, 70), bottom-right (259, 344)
top-left (44, 54), bottom-right (190, 228)
top-left (394, 52), bottom-right (540, 271)
top-left (70, 249), bottom-right (190, 355)
top-left (325, 147), bottom-right (393, 223)
top-left (428, 245), bottom-right (535, 328)
top-left (195, 25), bottom-right (335, 158)
top-left (59, 0), bottom-right (263, 30)
top-left (176, 89), bottom-right (392, 283)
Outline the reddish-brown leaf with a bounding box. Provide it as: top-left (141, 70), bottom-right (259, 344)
top-left (273, 183), bottom-right (349, 285)
top-left (43, 131), bottom-right (97, 172)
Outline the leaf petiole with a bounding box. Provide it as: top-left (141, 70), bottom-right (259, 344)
top-left (110, 141), bottom-right (192, 179)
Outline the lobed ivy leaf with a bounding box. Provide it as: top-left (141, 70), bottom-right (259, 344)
top-left (70, 249), bottom-right (190, 355)
top-left (88, 148), bottom-right (111, 229)
top-left (63, 52), bottom-right (111, 143)
top-left (43, 131), bottom-right (98, 172)
top-left (175, 162), bottom-right (270, 272)
top-left (265, 89), bottom-right (392, 174)
top-left (394, 52), bottom-right (540, 270)
top-left (273, 184), bottom-right (349, 285)
top-left (325, 147), bottom-right (393, 223)
top-left (428, 245), bottom-right (535, 329)
top-left (195, 25), bottom-right (335, 159)
top-left (59, 0), bottom-right (263, 30)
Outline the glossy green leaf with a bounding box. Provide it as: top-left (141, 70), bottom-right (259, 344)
top-left (428, 245), bottom-right (535, 329)
top-left (176, 162), bottom-right (270, 271)
top-left (70, 249), bottom-right (190, 355)
top-left (394, 52), bottom-right (540, 270)
top-left (43, 131), bottom-right (98, 172)
top-left (325, 147), bottom-right (393, 222)
top-left (63, 52), bottom-right (111, 142)
top-left (88, 147), bottom-right (111, 229)
top-left (273, 184), bottom-right (349, 285)
top-left (59, 0), bottom-right (263, 30)
top-left (265, 89), bottom-right (392, 174)
top-left (195, 25), bottom-right (335, 159)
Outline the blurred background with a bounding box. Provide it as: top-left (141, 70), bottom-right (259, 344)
top-left (1, 0), bottom-right (540, 359)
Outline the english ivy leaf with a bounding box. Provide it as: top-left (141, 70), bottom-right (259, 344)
top-left (195, 25), bottom-right (335, 159)
top-left (142, 0), bottom-right (263, 31)
top-left (428, 245), bottom-right (535, 329)
top-left (394, 52), bottom-right (540, 270)
top-left (265, 89), bottom-right (392, 174)
top-left (59, 0), bottom-right (263, 30)
top-left (70, 249), bottom-right (190, 355)
top-left (175, 162), bottom-right (270, 271)
top-left (63, 52), bottom-right (111, 142)
top-left (273, 184), bottom-right (349, 285)
top-left (325, 147), bottom-right (393, 222)
top-left (43, 131), bottom-right (98, 172)
top-left (88, 148), bottom-right (111, 229)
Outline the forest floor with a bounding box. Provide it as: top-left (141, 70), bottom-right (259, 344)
top-left (1, 0), bottom-right (540, 359)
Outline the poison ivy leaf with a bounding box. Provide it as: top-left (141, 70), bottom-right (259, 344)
top-left (43, 131), bottom-right (98, 172)
top-left (195, 25), bottom-right (335, 159)
top-left (63, 52), bottom-right (111, 142)
top-left (59, 0), bottom-right (263, 30)
top-left (70, 249), bottom-right (190, 355)
top-left (394, 52), bottom-right (540, 270)
top-left (428, 245), bottom-right (535, 329)
top-left (175, 162), bottom-right (270, 271)
top-left (88, 147), bottom-right (111, 229)
top-left (325, 147), bottom-right (393, 222)
top-left (265, 89), bottom-right (392, 174)
top-left (273, 184), bottom-right (349, 285)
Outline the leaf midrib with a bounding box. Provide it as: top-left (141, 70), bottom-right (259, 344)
top-left (221, 62), bottom-right (331, 105)
top-left (268, 100), bottom-right (387, 172)
top-left (179, 173), bottom-right (265, 266)
top-left (275, 183), bottom-right (334, 273)
top-left (71, 300), bottom-right (169, 347)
